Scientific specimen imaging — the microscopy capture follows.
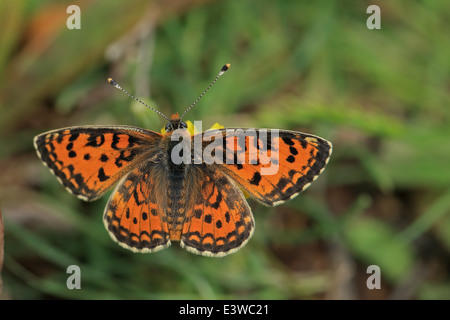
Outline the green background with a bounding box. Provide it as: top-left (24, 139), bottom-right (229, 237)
top-left (0, 0), bottom-right (449, 299)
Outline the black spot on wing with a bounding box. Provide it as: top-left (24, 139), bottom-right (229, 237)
top-left (68, 133), bottom-right (79, 141)
top-left (98, 167), bottom-right (109, 182)
top-left (282, 137), bottom-right (295, 146)
top-left (286, 155), bottom-right (295, 163)
top-left (111, 134), bottom-right (120, 150)
top-left (249, 172), bottom-right (262, 186)
top-left (85, 134), bottom-right (105, 147)
top-left (68, 151), bottom-right (77, 158)
top-left (289, 146), bottom-right (298, 155)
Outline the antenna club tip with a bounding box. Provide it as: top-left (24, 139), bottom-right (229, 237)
top-left (222, 64), bottom-right (231, 72)
top-left (108, 77), bottom-right (118, 86)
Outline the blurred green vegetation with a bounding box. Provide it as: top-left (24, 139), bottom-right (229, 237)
top-left (0, 0), bottom-right (449, 300)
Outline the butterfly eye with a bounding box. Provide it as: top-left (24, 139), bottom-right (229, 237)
top-left (180, 121), bottom-right (188, 129)
top-left (165, 123), bottom-right (173, 132)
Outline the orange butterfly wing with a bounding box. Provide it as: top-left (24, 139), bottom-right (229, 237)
top-left (200, 128), bottom-right (332, 206)
top-left (33, 126), bottom-right (161, 201)
top-left (103, 163), bottom-right (171, 253)
top-left (180, 165), bottom-right (254, 257)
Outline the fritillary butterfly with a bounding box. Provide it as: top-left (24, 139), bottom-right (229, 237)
top-left (34, 65), bottom-right (332, 257)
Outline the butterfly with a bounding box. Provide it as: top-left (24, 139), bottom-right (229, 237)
top-left (33, 64), bottom-right (332, 257)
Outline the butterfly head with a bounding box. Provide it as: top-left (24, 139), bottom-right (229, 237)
top-left (164, 113), bottom-right (188, 133)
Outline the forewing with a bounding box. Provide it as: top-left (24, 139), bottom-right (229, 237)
top-left (197, 128), bottom-right (332, 206)
top-left (34, 126), bottom-right (162, 201)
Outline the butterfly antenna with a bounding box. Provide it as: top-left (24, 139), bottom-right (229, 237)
top-left (107, 78), bottom-right (170, 121)
top-left (180, 64), bottom-right (230, 120)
